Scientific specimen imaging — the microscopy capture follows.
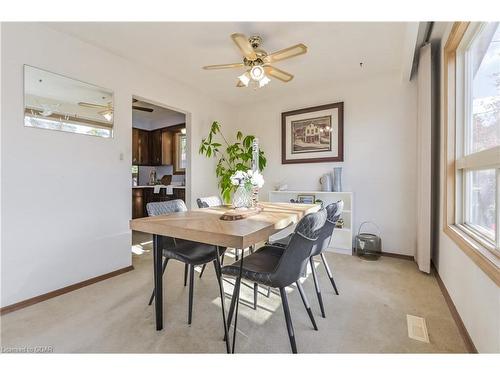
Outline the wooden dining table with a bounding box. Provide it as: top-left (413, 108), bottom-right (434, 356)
top-left (129, 201), bottom-right (319, 353)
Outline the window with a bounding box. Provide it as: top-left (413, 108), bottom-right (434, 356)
top-left (173, 131), bottom-right (187, 174)
top-left (456, 22), bottom-right (500, 254)
top-left (25, 114), bottom-right (112, 138)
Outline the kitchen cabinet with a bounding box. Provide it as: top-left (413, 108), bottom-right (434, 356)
top-left (161, 130), bottom-right (173, 165)
top-left (132, 188), bottom-right (144, 219)
top-left (132, 128), bottom-right (139, 165)
top-left (133, 187), bottom-right (184, 218)
top-left (132, 128), bottom-right (150, 166)
top-left (132, 127), bottom-right (175, 166)
top-left (173, 188), bottom-right (186, 201)
top-left (150, 128), bottom-right (173, 166)
top-left (150, 129), bottom-right (163, 166)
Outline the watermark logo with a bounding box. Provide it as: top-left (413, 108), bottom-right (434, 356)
top-left (1, 345), bottom-right (54, 353)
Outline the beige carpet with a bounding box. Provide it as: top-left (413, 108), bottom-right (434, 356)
top-left (0, 232), bottom-right (467, 353)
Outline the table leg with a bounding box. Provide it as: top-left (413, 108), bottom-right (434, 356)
top-left (153, 234), bottom-right (163, 331)
top-left (214, 246), bottom-right (231, 354)
top-left (231, 248), bottom-right (245, 354)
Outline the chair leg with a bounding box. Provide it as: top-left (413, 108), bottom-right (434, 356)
top-left (253, 283), bottom-right (258, 310)
top-left (199, 263), bottom-right (207, 279)
top-left (310, 257), bottom-right (326, 318)
top-left (188, 264), bottom-right (195, 325)
top-left (148, 257), bottom-right (169, 306)
top-left (295, 281), bottom-right (318, 331)
top-left (221, 253), bottom-right (225, 265)
top-left (279, 287), bottom-right (297, 354)
top-left (320, 253), bottom-right (339, 295)
top-left (266, 286), bottom-right (272, 298)
top-left (183, 263), bottom-right (188, 286)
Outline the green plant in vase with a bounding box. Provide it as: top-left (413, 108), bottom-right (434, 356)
top-left (199, 121), bottom-right (267, 203)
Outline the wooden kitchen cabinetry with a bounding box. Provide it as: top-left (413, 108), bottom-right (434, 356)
top-left (173, 188), bottom-right (185, 201)
top-left (133, 187), bottom-right (183, 218)
top-left (150, 129), bottom-right (163, 166)
top-left (132, 188), bottom-right (145, 219)
top-left (132, 126), bottom-right (178, 166)
top-left (132, 128), bottom-right (150, 165)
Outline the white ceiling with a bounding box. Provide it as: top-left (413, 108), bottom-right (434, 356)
top-left (132, 99), bottom-right (185, 130)
top-left (48, 22), bottom-right (409, 105)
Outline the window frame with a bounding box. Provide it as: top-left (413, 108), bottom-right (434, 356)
top-left (443, 22), bottom-right (500, 287)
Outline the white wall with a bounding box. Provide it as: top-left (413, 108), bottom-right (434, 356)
top-left (432, 23), bottom-right (500, 353)
top-left (0, 23), bottom-right (233, 307)
top-left (232, 73), bottom-right (417, 255)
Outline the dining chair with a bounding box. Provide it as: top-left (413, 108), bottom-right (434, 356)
top-left (196, 196), bottom-right (224, 279)
top-left (221, 208), bottom-right (327, 353)
top-left (146, 199), bottom-right (226, 326)
top-left (270, 201), bottom-right (343, 318)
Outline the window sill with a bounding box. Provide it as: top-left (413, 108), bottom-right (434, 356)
top-left (444, 224), bottom-right (500, 287)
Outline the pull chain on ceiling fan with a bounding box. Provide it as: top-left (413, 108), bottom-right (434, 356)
top-left (202, 33), bottom-right (307, 88)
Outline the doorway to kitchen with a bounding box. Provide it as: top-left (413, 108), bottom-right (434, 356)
top-left (131, 96), bottom-right (187, 222)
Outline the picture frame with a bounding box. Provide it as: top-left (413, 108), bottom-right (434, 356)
top-left (297, 194), bottom-right (315, 204)
top-left (281, 102), bottom-right (344, 164)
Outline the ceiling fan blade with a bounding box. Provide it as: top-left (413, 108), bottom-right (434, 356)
top-left (231, 33), bottom-right (257, 60)
top-left (264, 66), bottom-right (294, 82)
top-left (132, 106), bottom-right (154, 112)
top-left (78, 102), bottom-right (107, 109)
top-left (264, 44), bottom-right (307, 63)
top-left (203, 62), bottom-right (245, 70)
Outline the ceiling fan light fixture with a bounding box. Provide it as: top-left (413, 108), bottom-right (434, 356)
top-left (250, 65), bottom-right (265, 81)
top-left (102, 110), bottom-right (113, 122)
top-left (238, 72), bottom-right (250, 87)
top-left (259, 75), bottom-right (271, 88)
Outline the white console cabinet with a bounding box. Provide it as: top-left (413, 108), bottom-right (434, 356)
top-left (268, 190), bottom-right (353, 255)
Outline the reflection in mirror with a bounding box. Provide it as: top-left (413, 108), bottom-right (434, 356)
top-left (24, 65), bottom-right (114, 138)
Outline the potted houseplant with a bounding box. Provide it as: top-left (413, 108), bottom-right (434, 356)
top-left (199, 121), bottom-right (266, 203)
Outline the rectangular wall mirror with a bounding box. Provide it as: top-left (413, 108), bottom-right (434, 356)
top-left (24, 65), bottom-right (114, 138)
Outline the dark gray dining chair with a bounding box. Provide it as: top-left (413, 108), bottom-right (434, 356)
top-left (221, 208), bottom-right (327, 353)
top-left (146, 199), bottom-right (226, 326)
top-left (270, 201), bottom-right (343, 318)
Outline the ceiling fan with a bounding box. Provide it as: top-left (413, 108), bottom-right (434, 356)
top-left (78, 101), bottom-right (114, 121)
top-left (78, 100), bottom-right (154, 121)
top-left (202, 33), bottom-right (307, 88)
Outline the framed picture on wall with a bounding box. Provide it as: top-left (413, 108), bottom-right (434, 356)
top-left (281, 102), bottom-right (344, 164)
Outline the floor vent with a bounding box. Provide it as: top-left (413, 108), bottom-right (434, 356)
top-left (406, 314), bottom-right (430, 343)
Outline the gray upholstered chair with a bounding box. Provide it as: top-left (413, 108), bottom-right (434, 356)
top-left (270, 201), bottom-right (343, 318)
top-left (222, 208), bottom-right (327, 353)
top-left (196, 195), bottom-right (224, 279)
top-left (146, 199), bottom-right (225, 326)
top-left (196, 195), bottom-right (223, 208)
